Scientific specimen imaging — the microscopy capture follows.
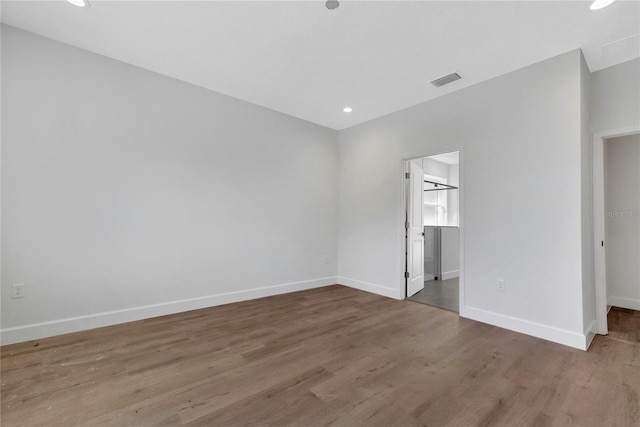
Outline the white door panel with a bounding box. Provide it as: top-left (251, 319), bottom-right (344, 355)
top-left (407, 162), bottom-right (424, 297)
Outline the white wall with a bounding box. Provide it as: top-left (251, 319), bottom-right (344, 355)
top-left (604, 134), bottom-right (640, 310)
top-left (440, 227), bottom-right (459, 280)
top-left (448, 164), bottom-right (460, 227)
top-left (591, 58), bottom-right (640, 133)
top-left (580, 54), bottom-right (595, 338)
top-left (1, 26), bottom-right (340, 344)
top-left (422, 158), bottom-right (449, 180)
top-left (338, 50), bottom-right (592, 349)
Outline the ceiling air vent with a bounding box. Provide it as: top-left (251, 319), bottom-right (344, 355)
top-left (430, 72), bottom-right (462, 88)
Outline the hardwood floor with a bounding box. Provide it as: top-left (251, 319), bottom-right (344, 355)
top-left (1, 285), bottom-right (639, 426)
top-left (608, 307), bottom-right (640, 344)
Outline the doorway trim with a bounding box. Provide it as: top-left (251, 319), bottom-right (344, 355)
top-left (400, 149), bottom-right (464, 314)
top-left (593, 126), bottom-right (640, 335)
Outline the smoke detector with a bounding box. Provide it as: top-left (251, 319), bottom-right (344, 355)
top-left (326, 1), bottom-right (339, 10)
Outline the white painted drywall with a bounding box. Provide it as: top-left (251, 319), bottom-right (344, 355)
top-left (1, 26), bottom-right (339, 343)
top-left (440, 227), bottom-right (459, 280)
top-left (338, 50), bottom-right (590, 348)
top-left (422, 158), bottom-right (449, 180)
top-left (580, 53), bottom-right (595, 335)
top-left (604, 134), bottom-right (640, 310)
top-left (448, 164), bottom-right (460, 227)
top-left (591, 58), bottom-right (640, 133)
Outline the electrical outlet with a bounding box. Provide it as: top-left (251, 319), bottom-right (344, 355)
top-left (324, 255), bottom-right (329, 264)
top-left (497, 279), bottom-right (506, 292)
top-left (12, 284), bottom-right (25, 299)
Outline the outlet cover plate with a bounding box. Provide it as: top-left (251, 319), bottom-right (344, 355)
top-left (12, 284), bottom-right (25, 299)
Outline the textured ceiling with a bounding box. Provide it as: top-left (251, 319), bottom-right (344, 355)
top-left (2, 0), bottom-right (639, 129)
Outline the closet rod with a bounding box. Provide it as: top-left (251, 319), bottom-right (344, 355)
top-left (424, 179), bottom-right (458, 192)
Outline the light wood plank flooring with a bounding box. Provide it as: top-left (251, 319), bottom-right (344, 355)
top-left (2, 285), bottom-right (639, 426)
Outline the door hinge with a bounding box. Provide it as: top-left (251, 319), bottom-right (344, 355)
top-left (405, 220), bottom-right (409, 229)
top-left (602, 240), bottom-right (604, 247)
top-left (405, 271), bottom-right (410, 279)
top-left (405, 172), bottom-right (410, 179)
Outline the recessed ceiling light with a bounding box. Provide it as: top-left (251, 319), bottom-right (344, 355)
top-left (66, 0), bottom-right (90, 8)
top-left (343, 107), bottom-right (353, 113)
top-left (326, 1), bottom-right (340, 10)
top-left (590, 0), bottom-right (616, 10)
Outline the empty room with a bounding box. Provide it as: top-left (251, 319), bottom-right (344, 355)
top-left (1, 0), bottom-right (639, 426)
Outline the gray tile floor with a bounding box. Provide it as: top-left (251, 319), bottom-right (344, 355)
top-left (407, 277), bottom-right (459, 312)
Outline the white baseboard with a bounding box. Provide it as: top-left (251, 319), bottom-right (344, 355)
top-left (460, 305), bottom-right (591, 350)
top-left (337, 276), bottom-right (401, 300)
top-left (0, 277), bottom-right (337, 346)
top-left (609, 296), bottom-right (640, 311)
top-left (441, 270), bottom-right (460, 281)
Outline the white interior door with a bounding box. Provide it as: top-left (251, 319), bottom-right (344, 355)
top-left (407, 162), bottom-right (425, 297)
top-left (424, 227), bottom-right (435, 282)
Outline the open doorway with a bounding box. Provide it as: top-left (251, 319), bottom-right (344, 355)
top-left (404, 151), bottom-right (460, 312)
top-left (594, 127), bottom-right (640, 336)
top-left (602, 133), bottom-right (639, 338)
